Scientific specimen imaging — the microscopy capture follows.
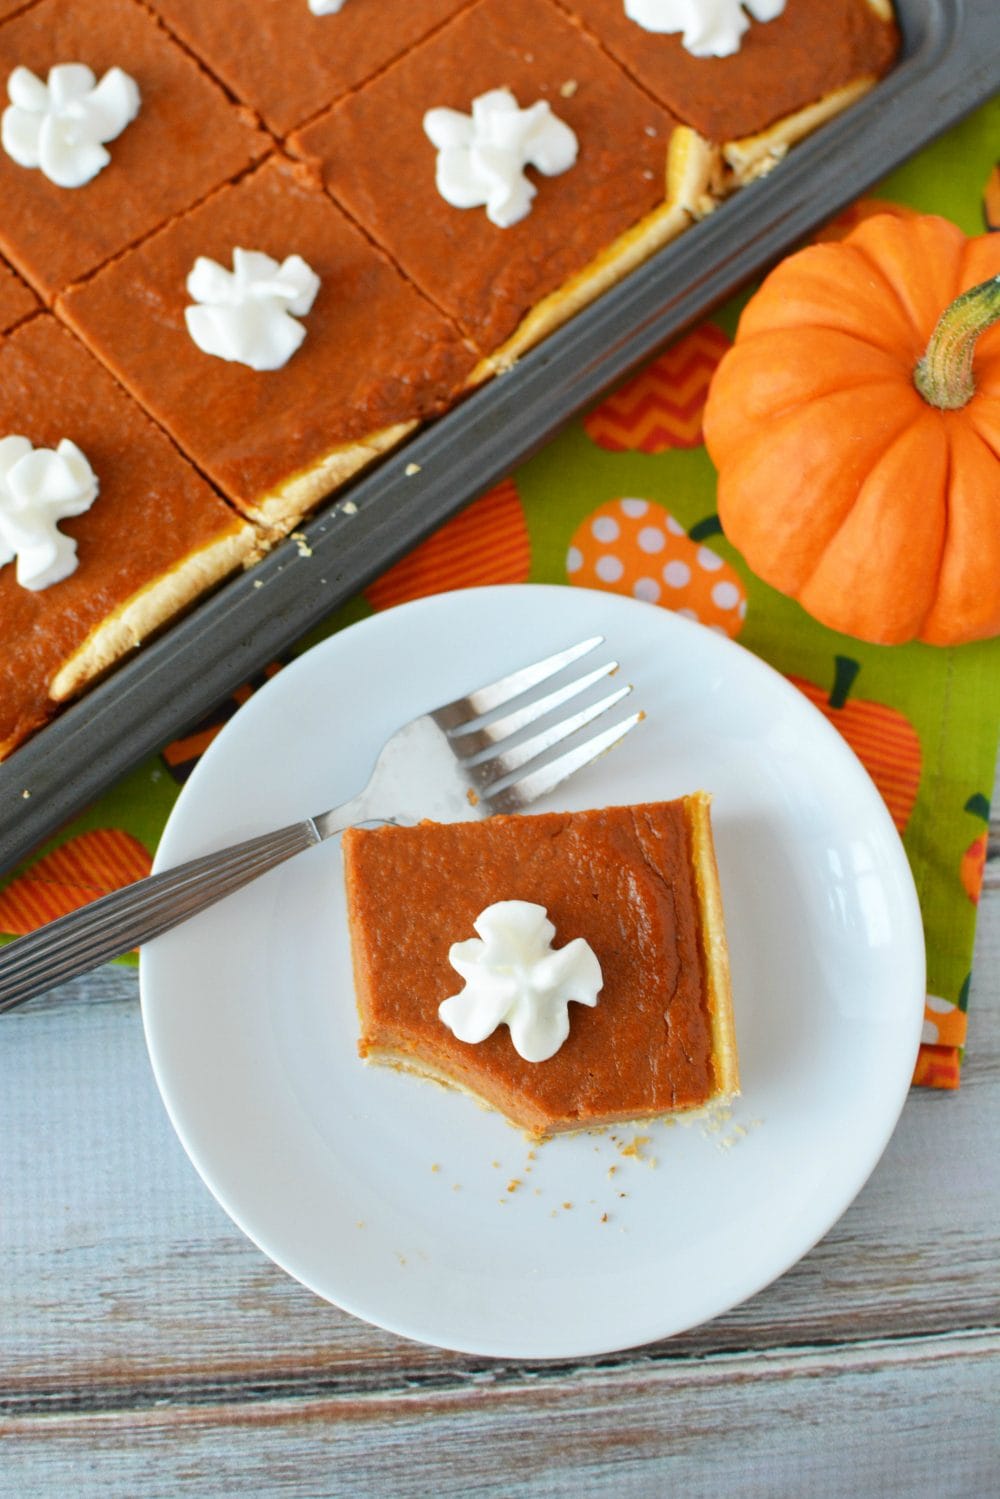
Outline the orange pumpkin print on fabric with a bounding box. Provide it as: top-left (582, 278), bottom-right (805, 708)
top-left (984, 163), bottom-right (1000, 232)
top-left (162, 660), bottom-right (285, 784)
top-left (922, 992), bottom-right (968, 1050)
top-left (960, 792), bottom-right (991, 903)
top-left (365, 478), bottom-right (530, 612)
top-left (0, 829), bottom-right (152, 936)
top-left (583, 324), bottom-right (731, 452)
top-left (566, 498), bottom-right (747, 637)
top-left (788, 656), bottom-right (921, 834)
top-left (912, 1044), bottom-right (961, 1090)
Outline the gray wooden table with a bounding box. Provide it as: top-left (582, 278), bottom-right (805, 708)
top-left (2, 795), bottom-right (997, 1497)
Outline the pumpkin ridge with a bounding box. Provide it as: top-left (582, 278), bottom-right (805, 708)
top-left (737, 241), bottom-right (918, 359)
top-left (797, 410), bottom-right (948, 641)
top-left (847, 214), bottom-right (969, 350)
top-left (967, 402), bottom-right (1000, 461)
top-left (921, 418), bottom-right (953, 637)
top-left (920, 419), bottom-right (1000, 643)
top-left (737, 350), bottom-right (907, 426)
top-left (716, 384), bottom-right (918, 587)
top-left (842, 233), bottom-right (934, 353)
top-left (705, 346), bottom-right (910, 473)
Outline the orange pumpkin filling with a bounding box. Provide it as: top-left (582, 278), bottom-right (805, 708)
top-left (343, 796), bottom-right (738, 1138)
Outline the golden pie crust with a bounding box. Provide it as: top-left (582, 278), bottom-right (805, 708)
top-left (343, 795), bottom-right (738, 1138)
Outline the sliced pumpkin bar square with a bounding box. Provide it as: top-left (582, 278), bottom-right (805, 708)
top-left (58, 155), bottom-right (479, 533)
top-left (0, 317), bottom-right (255, 761)
top-left (344, 796), bottom-right (738, 1138)
top-left (144, 0), bottom-right (478, 137)
top-left (555, 0), bottom-right (900, 185)
top-left (0, 255), bottom-right (37, 334)
top-left (0, 0), bottom-right (267, 301)
top-left (291, 0), bottom-right (709, 373)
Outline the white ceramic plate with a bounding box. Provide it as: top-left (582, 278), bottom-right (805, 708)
top-left (141, 585), bottom-right (925, 1358)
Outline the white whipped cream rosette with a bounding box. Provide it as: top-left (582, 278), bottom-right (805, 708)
top-left (438, 900), bottom-right (603, 1063)
top-left (624, 0), bottom-right (786, 58)
top-left (1, 63), bottom-right (141, 189)
top-left (0, 435), bottom-right (99, 591)
top-left (184, 248), bottom-right (321, 372)
top-left (308, 0), bottom-right (347, 12)
top-left (424, 88), bottom-right (578, 229)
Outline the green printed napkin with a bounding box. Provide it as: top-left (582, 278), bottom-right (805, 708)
top-left (3, 97), bottom-right (998, 1087)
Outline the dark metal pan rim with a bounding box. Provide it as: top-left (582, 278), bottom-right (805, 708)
top-left (0, 0), bottom-right (995, 874)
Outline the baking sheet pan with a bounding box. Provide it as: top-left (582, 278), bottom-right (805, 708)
top-left (0, 0), bottom-right (996, 874)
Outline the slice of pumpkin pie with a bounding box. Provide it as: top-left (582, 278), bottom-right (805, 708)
top-left (0, 0), bottom-right (266, 301)
top-left (0, 255), bottom-right (36, 334)
top-left (0, 317), bottom-right (254, 760)
top-left (144, 0), bottom-right (478, 137)
top-left (291, 0), bottom-right (710, 374)
top-left (58, 156), bottom-right (478, 533)
top-left (343, 796), bottom-right (738, 1138)
top-left (557, 0), bottom-right (900, 186)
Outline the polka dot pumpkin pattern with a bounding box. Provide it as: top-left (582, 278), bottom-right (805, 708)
top-left (566, 498), bottom-right (747, 637)
top-left (583, 324), bottom-right (731, 452)
top-left (922, 993), bottom-right (968, 1050)
top-left (365, 478), bottom-right (530, 612)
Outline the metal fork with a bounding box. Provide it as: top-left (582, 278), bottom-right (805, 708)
top-left (0, 636), bottom-right (640, 1011)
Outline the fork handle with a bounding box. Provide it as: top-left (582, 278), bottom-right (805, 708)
top-left (0, 820), bottom-right (321, 1012)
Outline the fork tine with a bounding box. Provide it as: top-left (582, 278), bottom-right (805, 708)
top-left (467, 683), bottom-right (633, 781)
top-left (448, 660), bottom-right (620, 754)
top-left (432, 636), bottom-right (604, 731)
top-left (482, 711), bottom-right (644, 814)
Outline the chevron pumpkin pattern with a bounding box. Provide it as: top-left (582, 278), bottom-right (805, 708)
top-left (583, 323), bottom-right (731, 452)
top-left (0, 828), bottom-right (152, 936)
top-left (364, 478), bottom-right (530, 612)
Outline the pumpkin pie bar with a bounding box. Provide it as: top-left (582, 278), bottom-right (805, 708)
top-left (556, 0), bottom-right (900, 185)
top-left (0, 317), bottom-right (255, 760)
top-left (343, 796), bottom-right (738, 1137)
top-left (144, 0), bottom-right (478, 137)
top-left (291, 0), bottom-right (708, 372)
top-left (0, 0), bottom-right (266, 301)
top-left (0, 256), bottom-right (37, 334)
top-left (58, 156), bottom-right (479, 532)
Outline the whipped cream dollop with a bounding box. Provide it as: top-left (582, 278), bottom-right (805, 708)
top-left (624, 0), bottom-right (786, 58)
top-left (423, 88), bottom-right (578, 229)
top-left (308, 0), bottom-right (347, 12)
top-left (184, 248), bottom-right (321, 372)
top-left (438, 901), bottom-right (602, 1063)
top-left (0, 435), bottom-right (99, 591)
top-left (1, 63), bottom-right (140, 188)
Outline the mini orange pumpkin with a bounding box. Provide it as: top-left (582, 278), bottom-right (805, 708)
top-left (703, 213), bottom-right (1000, 645)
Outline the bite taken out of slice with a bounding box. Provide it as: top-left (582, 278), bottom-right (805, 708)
top-left (342, 795), bottom-right (738, 1138)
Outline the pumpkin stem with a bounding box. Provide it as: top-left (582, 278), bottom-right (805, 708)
top-left (913, 273), bottom-right (1000, 410)
top-left (964, 792), bottom-right (991, 821)
top-left (828, 655), bottom-right (860, 710)
top-left (688, 515), bottom-right (724, 542)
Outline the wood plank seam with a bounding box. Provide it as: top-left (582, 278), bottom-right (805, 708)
top-left (3, 1325), bottom-right (998, 1421)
